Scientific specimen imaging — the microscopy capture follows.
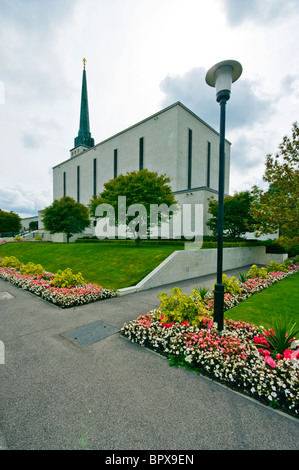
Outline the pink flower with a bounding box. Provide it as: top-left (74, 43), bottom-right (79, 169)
top-left (181, 320), bottom-right (189, 327)
top-left (291, 349), bottom-right (299, 360)
top-left (264, 356), bottom-right (276, 368)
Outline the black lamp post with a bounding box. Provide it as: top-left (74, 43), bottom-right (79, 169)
top-left (205, 60), bottom-right (242, 332)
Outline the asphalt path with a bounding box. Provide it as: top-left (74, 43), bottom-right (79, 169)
top-left (0, 266), bottom-right (299, 452)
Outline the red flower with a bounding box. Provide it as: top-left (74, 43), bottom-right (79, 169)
top-left (161, 321), bottom-right (175, 328)
top-left (253, 335), bottom-right (270, 347)
top-left (258, 348), bottom-right (270, 356)
top-left (283, 349), bottom-right (293, 359)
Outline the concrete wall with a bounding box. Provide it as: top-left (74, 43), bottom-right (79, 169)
top-left (21, 216), bottom-right (39, 231)
top-left (117, 246), bottom-right (283, 295)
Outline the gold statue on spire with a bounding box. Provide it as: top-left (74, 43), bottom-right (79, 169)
top-left (83, 58), bottom-right (87, 69)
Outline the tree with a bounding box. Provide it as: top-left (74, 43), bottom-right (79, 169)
top-left (42, 196), bottom-right (90, 243)
top-left (206, 191), bottom-right (256, 238)
top-left (89, 169), bottom-right (178, 243)
top-left (0, 209), bottom-right (22, 233)
top-left (250, 122), bottom-right (299, 239)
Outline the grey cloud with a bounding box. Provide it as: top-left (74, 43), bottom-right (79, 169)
top-left (0, 186), bottom-right (52, 217)
top-left (280, 74), bottom-right (299, 99)
top-left (230, 134), bottom-right (266, 171)
top-left (0, 0), bottom-right (76, 32)
top-left (0, 0), bottom-right (76, 104)
top-left (22, 133), bottom-right (44, 149)
top-left (21, 118), bottom-right (62, 149)
top-left (160, 67), bottom-right (274, 132)
top-left (222, 0), bottom-right (297, 26)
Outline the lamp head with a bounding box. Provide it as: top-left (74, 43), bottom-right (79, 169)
top-left (205, 60), bottom-right (242, 101)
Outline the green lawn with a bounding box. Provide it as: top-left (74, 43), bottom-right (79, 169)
top-left (225, 271), bottom-right (299, 330)
top-left (0, 242), bottom-right (182, 290)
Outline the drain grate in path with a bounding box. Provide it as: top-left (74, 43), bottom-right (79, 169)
top-left (60, 320), bottom-right (120, 347)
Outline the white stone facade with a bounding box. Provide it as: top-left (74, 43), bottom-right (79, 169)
top-left (52, 102), bottom-right (231, 237)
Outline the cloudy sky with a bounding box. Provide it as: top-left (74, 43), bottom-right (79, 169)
top-left (0, 0), bottom-right (298, 218)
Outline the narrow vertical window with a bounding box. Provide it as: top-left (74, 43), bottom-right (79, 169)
top-left (93, 158), bottom-right (97, 196)
top-left (207, 141), bottom-right (211, 187)
top-left (63, 171), bottom-right (66, 196)
top-left (187, 129), bottom-right (192, 189)
top-left (114, 149), bottom-right (118, 178)
top-left (77, 165), bottom-right (80, 202)
top-left (139, 137), bottom-right (144, 170)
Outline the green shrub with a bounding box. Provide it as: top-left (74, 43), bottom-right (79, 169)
top-left (266, 260), bottom-right (288, 273)
top-left (13, 236), bottom-right (23, 241)
top-left (283, 258), bottom-right (292, 267)
top-left (217, 274), bottom-right (242, 295)
top-left (212, 274), bottom-right (241, 295)
top-left (50, 268), bottom-right (85, 288)
top-left (265, 237), bottom-right (299, 257)
top-left (0, 256), bottom-right (23, 268)
top-left (246, 264), bottom-right (269, 279)
top-left (20, 262), bottom-right (45, 276)
top-left (238, 272), bottom-right (247, 283)
top-left (155, 287), bottom-right (212, 326)
top-left (34, 235), bottom-right (43, 241)
top-left (293, 255), bottom-right (299, 264)
top-left (194, 285), bottom-right (210, 299)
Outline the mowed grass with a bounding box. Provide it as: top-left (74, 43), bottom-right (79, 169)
top-left (225, 271), bottom-right (299, 330)
top-left (0, 242), bottom-right (183, 290)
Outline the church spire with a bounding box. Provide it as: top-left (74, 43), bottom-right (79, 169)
top-left (74, 58), bottom-right (94, 149)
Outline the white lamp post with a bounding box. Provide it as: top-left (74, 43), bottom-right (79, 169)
top-left (205, 60), bottom-right (242, 331)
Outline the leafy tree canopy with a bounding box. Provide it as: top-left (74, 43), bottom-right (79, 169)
top-left (42, 196), bottom-right (90, 242)
top-left (250, 122), bottom-right (299, 239)
top-left (206, 191), bottom-right (256, 238)
top-left (0, 209), bottom-right (22, 233)
top-left (89, 169), bottom-right (177, 242)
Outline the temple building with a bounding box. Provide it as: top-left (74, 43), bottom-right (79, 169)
top-left (50, 60), bottom-right (231, 240)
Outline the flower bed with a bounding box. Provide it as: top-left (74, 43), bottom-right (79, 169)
top-left (0, 266), bottom-right (115, 308)
top-left (121, 263), bottom-right (299, 418)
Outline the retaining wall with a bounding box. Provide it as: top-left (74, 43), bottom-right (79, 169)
top-left (117, 246), bottom-right (288, 295)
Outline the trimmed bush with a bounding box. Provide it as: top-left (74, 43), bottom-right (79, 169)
top-left (156, 287), bottom-right (213, 327)
top-left (50, 268), bottom-right (85, 288)
top-left (246, 264), bottom-right (269, 279)
top-left (0, 256), bottom-right (22, 268)
top-left (266, 260), bottom-right (288, 273)
top-left (20, 262), bottom-right (45, 276)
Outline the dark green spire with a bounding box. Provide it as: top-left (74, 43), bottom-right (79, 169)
top-left (74, 58), bottom-right (94, 149)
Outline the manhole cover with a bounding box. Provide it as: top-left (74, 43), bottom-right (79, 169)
top-left (0, 292), bottom-right (14, 301)
top-left (60, 320), bottom-right (119, 347)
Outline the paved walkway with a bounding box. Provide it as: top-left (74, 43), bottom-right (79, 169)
top-left (0, 266), bottom-right (299, 451)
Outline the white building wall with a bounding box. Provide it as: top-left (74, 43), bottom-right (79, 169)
top-left (52, 102), bottom-right (231, 236)
top-left (176, 105), bottom-right (230, 194)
